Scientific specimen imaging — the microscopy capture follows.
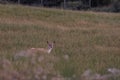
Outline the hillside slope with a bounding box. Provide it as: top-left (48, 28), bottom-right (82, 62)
top-left (0, 4), bottom-right (120, 80)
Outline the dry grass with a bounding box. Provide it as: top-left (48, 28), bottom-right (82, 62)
top-left (0, 4), bottom-right (120, 80)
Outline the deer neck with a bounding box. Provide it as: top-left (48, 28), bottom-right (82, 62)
top-left (47, 47), bottom-right (53, 54)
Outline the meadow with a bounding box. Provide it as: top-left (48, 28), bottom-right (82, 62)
top-left (0, 4), bottom-right (120, 80)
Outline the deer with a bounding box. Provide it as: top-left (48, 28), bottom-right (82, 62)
top-left (29, 41), bottom-right (55, 54)
top-left (14, 41), bottom-right (55, 59)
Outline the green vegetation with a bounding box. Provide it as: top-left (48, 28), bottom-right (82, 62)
top-left (0, 4), bottom-right (120, 80)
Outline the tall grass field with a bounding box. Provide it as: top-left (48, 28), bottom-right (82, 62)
top-left (0, 4), bottom-right (120, 80)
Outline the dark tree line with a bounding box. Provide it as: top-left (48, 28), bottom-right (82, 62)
top-left (0, 0), bottom-right (114, 6)
top-left (0, 0), bottom-right (120, 12)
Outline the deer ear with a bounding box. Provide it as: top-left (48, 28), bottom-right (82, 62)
top-left (53, 41), bottom-right (55, 43)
